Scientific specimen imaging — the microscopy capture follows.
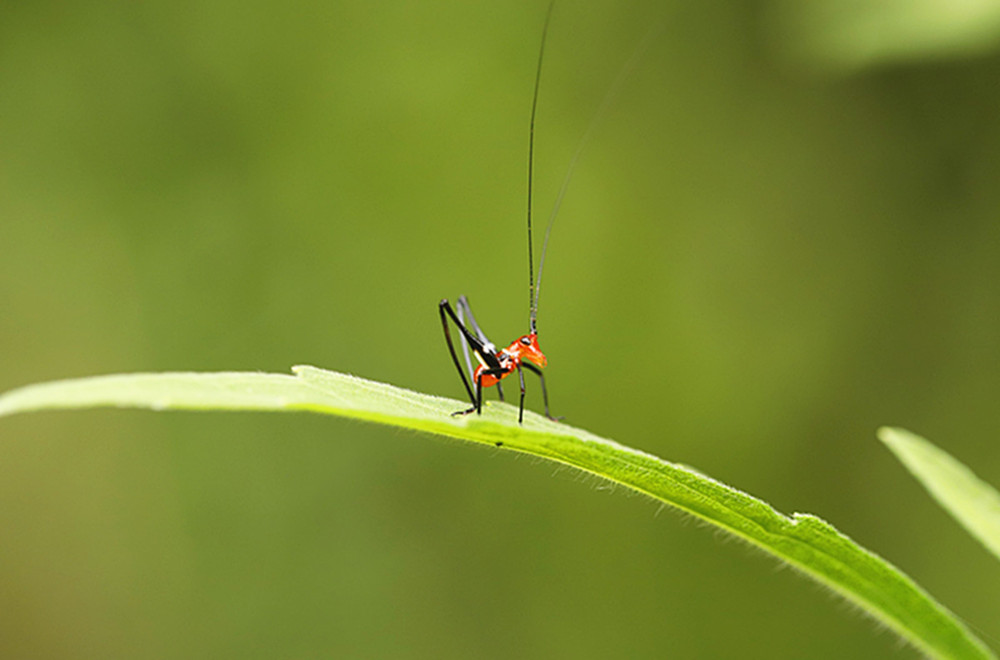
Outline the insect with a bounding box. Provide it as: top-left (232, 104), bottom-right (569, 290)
top-left (438, 3), bottom-right (557, 425)
top-left (439, 3), bottom-right (654, 424)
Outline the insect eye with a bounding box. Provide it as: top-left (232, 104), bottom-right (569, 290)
top-left (520, 337), bottom-right (531, 346)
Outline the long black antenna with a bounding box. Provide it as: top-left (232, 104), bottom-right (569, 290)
top-left (527, 1), bottom-right (555, 336)
top-left (531, 15), bottom-right (664, 326)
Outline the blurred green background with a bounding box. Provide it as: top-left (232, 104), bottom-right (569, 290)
top-left (3, 0), bottom-right (1000, 657)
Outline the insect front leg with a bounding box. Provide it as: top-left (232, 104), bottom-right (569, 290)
top-left (522, 362), bottom-right (560, 421)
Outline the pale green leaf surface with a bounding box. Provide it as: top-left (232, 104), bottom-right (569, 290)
top-left (0, 368), bottom-right (994, 659)
top-left (771, 0), bottom-right (1000, 72)
top-left (879, 426), bottom-right (1000, 562)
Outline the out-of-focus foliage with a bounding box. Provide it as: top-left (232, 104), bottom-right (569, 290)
top-left (770, 0), bottom-right (1000, 71)
top-left (881, 427), bottom-right (1000, 562)
top-left (2, 1), bottom-right (1000, 658)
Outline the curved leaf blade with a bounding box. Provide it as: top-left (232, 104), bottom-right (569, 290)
top-left (879, 426), bottom-right (1000, 563)
top-left (0, 368), bottom-right (994, 659)
top-left (771, 0), bottom-right (1000, 72)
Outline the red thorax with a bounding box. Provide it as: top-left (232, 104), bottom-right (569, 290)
top-left (474, 333), bottom-right (547, 388)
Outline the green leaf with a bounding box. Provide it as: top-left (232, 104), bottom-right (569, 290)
top-left (771, 0), bottom-right (1000, 72)
top-left (0, 368), bottom-right (994, 659)
top-left (879, 426), bottom-right (1000, 563)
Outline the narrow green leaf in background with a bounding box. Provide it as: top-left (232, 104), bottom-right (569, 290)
top-left (1, 370), bottom-right (995, 659)
top-left (879, 426), bottom-right (1000, 563)
top-left (769, 0), bottom-right (1000, 72)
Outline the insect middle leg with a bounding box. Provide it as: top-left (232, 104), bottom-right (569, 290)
top-left (472, 367), bottom-right (509, 416)
top-left (516, 363), bottom-right (526, 423)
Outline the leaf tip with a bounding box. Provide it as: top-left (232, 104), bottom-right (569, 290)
top-left (876, 426), bottom-right (895, 439)
top-left (876, 426), bottom-right (914, 448)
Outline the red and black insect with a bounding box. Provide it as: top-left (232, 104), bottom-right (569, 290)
top-left (439, 4), bottom-right (558, 424)
top-left (439, 3), bottom-right (652, 423)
